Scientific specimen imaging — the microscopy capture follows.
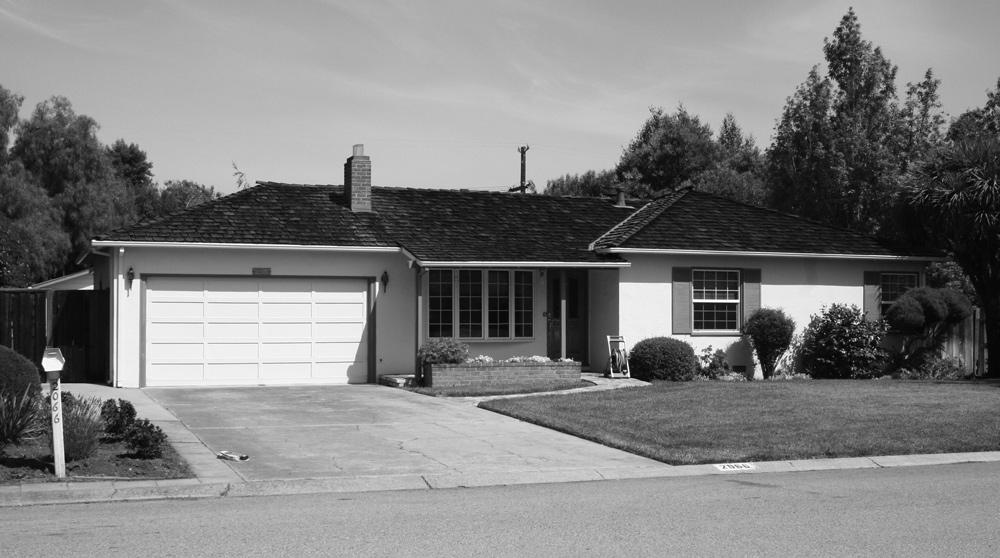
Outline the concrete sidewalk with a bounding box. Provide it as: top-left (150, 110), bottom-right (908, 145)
top-left (3, 382), bottom-right (1000, 507)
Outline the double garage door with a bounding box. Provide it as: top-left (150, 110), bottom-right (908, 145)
top-left (145, 277), bottom-right (369, 386)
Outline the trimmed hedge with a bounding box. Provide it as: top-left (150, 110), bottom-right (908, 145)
top-left (629, 337), bottom-right (698, 381)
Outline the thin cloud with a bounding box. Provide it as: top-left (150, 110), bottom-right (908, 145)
top-left (0, 2), bottom-right (79, 47)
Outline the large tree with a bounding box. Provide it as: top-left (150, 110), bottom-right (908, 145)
top-left (0, 164), bottom-right (70, 286)
top-left (689, 113), bottom-right (767, 206)
top-left (616, 106), bottom-right (718, 193)
top-left (767, 9), bottom-right (939, 235)
top-left (158, 180), bottom-right (219, 215)
top-left (0, 86), bottom-right (22, 163)
top-left (904, 134), bottom-right (1000, 377)
top-left (544, 169), bottom-right (618, 197)
top-left (108, 139), bottom-right (158, 221)
top-left (548, 111), bottom-right (765, 205)
top-left (11, 96), bottom-right (111, 197)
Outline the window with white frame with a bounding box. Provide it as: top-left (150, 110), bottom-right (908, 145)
top-left (880, 272), bottom-right (918, 316)
top-left (692, 269), bottom-right (741, 332)
top-left (428, 270), bottom-right (453, 338)
top-left (429, 269), bottom-right (533, 340)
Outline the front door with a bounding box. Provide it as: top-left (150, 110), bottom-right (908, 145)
top-left (546, 270), bottom-right (588, 365)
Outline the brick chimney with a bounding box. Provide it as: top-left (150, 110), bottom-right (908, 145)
top-left (344, 144), bottom-right (371, 212)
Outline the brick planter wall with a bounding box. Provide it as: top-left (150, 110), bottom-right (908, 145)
top-left (424, 361), bottom-right (581, 388)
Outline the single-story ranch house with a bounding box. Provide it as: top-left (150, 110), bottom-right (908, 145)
top-left (89, 145), bottom-right (935, 387)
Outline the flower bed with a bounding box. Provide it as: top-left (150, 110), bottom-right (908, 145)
top-left (424, 358), bottom-right (581, 388)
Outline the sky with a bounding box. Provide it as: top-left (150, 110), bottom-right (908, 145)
top-left (1, 0), bottom-right (998, 195)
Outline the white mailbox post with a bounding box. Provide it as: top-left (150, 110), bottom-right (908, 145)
top-left (41, 347), bottom-right (66, 479)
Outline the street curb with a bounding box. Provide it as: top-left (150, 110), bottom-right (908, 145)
top-left (4, 450), bottom-right (1000, 507)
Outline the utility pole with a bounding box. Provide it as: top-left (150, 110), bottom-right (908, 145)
top-left (508, 145), bottom-right (530, 193)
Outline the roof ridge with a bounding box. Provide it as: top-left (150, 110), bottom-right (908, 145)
top-left (256, 182), bottom-right (632, 202)
top-left (589, 190), bottom-right (687, 250)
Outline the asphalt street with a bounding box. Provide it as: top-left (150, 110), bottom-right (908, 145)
top-left (3, 462), bottom-right (998, 557)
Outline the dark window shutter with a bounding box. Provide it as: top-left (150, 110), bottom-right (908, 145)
top-left (863, 271), bottom-right (881, 321)
top-left (742, 268), bottom-right (761, 324)
top-left (672, 267), bottom-right (692, 335)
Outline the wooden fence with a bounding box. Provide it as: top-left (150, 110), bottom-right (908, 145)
top-left (942, 307), bottom-right (988, 376)
top-left (51, 290), bottom-right (109, 383)
top-left (0, 289), bottom-right (47, 367)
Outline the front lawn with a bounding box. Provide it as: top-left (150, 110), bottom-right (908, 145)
top-left (479, 380), bottom-right (1000, 465)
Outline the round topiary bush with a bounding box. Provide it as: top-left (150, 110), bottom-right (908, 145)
top-left (885, 295), bottom-right (926, 333)
top-left (742, 308), bottom-right (796, 379)
top-left (628, 337), bottom-right (698, 381)
top-left (0, 345), bottom-right (41, 399)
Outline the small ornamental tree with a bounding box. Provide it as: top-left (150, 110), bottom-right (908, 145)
top-left (741, 308), bottom-right (796, 379)
top-left (885, 286), bottom-right (972, 368)
top-left (800, 304), bottom-right (887, 379)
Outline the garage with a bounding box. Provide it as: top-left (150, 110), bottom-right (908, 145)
top-left (144, 276), bottom-right (369, 387)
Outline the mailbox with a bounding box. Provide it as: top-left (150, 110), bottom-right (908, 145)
top-left (41, 347), bottom-right (65, 382)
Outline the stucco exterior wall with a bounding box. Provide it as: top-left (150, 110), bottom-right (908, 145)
top-left (618, 253), bottom-right (930, 372)
top-left (588, 269), bottom-right (620, 372)
top-left (107, 246), bottom-right (415, 387)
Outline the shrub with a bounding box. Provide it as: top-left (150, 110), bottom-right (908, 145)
top-left (897, 355), bottom-right (970, 380)
top-left (885, 295), bottom-right (926, 333)
top-left (0, 386), bottom-right (43, 451)
top-left (885, 287), bottom-right (973, 371)
top-left (741, 308), bottom-right (796, 379)
top-left (0, 345), bottom-right (41, 399)
top-left (124, 419), bottom-right (167, 459)
top-left (100, 398), bottom-right (137, 438)
top-left (629, 337), bottom-right (698, 381)
top-left (51, 392), bottom-right (103, 462)
top-left (697, 346), bottom-right (730, 379)
top-left (800, 304), bottom-right (887, 379)
top-left (417, 339), bottom-right (469, 367)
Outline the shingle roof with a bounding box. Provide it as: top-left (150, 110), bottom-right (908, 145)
top-left (372, 186), bottom-right (633, 263)
top-left (98, 183), bottom-right (634, 264)
top-left (98, 184), bottom-right (394, 248)
top-left (594, 189), bottom-right (930, 257)
top-left (98, 183), bottom-right (931, 262)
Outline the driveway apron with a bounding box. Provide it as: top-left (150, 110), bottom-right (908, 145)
top-left (144, 385), bottom-right (667, 482)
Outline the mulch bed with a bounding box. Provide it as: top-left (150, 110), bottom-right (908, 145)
top-left (1, 436), bottom-right (191, 484)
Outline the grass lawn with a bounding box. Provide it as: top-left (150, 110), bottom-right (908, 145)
top-left (479, 380), bottom-right (1000, 465)
top-left (0, 436), bottom-right (192, 484)
top-left (409, 379), bottom-right (590, 398)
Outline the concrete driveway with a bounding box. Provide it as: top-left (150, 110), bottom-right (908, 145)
top-left (145, 385), bottom-right (670, 487)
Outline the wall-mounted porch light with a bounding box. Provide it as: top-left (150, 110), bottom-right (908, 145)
top-left (126, 266), bottom-right (135, 285)
top-left (380, 270), bottom-right (389, 292)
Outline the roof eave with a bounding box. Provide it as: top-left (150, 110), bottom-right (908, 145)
top-left (415, 260), bottom-right (630, 268)
top-left (90, 240), bottom-right (400, 253)
top-left (606, 247), bottom-right (941, 261)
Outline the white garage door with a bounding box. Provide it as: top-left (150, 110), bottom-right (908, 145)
top-left (145, 277), bottom-right (369, 386)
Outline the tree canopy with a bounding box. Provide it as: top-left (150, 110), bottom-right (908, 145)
top-left (767, 8), bottom-right (944, 236)
top-left (0, 83), bottom-right (222, 287)
top-left (546, 109), bottom-right (765, 206)
top-left (902, 94), bottom-right (1000, 376)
